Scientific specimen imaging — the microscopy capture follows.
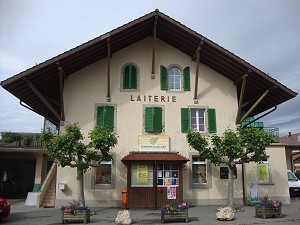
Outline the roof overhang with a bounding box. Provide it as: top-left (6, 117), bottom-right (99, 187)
top-left (121, 152), bottom-right (189, 164)
top-left (1, 10), bottom-right (297, 126)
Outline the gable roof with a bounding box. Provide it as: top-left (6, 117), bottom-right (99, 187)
top-left (1, 10), bottom-right (297, 126)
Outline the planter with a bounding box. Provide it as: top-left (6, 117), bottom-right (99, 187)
top-left (161, 208), bottom-right (188, 223)
top-left (61, 209), bottom-right (90, 224)
top-left (255, 205), bottom-right (282, 219)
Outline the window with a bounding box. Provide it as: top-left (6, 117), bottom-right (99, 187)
top-left (157, 164), bottom-right (179, 186)
top-left (95, 162), bottom-right (112, 184)
top-left (131, 164), bottom-right (153, 187)
top-left (189, 153), bottom-right (212, 189)
top-left (121, 63), bottom-right (139, 91)
top-left (92, 153), bottom-right (115, 189)
top-left (258, 161), bottom-right (271, 183)
top-left (192, 156), bottom-right (207, 184)
top-left (160, 65), bottom-right (190, 91)
top-left (181, 108), bottom-right (216, 133)
top-left (145, 106), bottom-right (163, 133)
top-left (96, 105), bottom-right (115, 130)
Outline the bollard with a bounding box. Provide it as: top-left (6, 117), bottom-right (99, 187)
top-left (121, 189), bottom-right (127, 208)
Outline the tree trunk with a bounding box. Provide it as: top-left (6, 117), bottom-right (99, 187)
top-left (76, 167), bottom-right (85, 206)
top-left (228, 166), bottom-right (235, 207)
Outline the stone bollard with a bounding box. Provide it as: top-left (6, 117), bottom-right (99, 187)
top-left (216, 207), bottom-right (234, 221)
top-left (115, 210), bottom-right (132, 225)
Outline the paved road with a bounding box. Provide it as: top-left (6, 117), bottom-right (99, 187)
top-left (1, 197), bottom-right (300, 225)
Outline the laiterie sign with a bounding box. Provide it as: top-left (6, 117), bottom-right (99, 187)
top-left (131, 95), bottom-right (176, 103)
top-left (138, 135), bottom-right (170, 151)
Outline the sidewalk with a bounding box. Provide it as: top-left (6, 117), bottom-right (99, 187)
top-left (3, 197), bottom-right (300, 225)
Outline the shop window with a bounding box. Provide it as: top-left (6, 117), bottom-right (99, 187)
top-left (92, 153), bottom-right (115, 189)
top-left (160, 65), bottom-right (190, 91)
top-left (258, 161), bottom-right (271, 183)
top-left (95, 105), bottom-right (116, 130)
top-left (181, 108), bottom-right (216, 133)
top-left (189, 153), bottom-right (212, 189)
top-left (144, 106), bottom-right (163, 133)
top-left (157, 164), bottom-right (179, 186)
top-left (121, 63), bottom-right (139, 91)
top-left (131, 164), bottom-right (153, 187)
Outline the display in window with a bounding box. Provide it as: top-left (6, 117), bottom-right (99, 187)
top-left (95, 165), bottom-right (111, 184)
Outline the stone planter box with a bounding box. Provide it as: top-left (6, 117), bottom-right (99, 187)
top-left (161, 208), bottom-right (188, 223)
top-left (61, 209), bottom-right (90, 224)
top-left (255, 205), bottom-right (282, 219)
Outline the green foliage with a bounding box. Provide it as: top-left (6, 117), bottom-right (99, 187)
top-left (88, 125), bottom-right (118, 161)
top-left (187, 128), bottom-right (274, 167)
top-left (1, 132), bottom-right (23, 143)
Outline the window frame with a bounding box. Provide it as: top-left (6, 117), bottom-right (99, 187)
top-left (131, 164), bottom-right (154, 187)
top-left (157, 163), bottom-right (179, 187)
top-left (189, 153), bottom-right (212, 189)
top-left (91, 152), bottom-right (115, 189)
top-left (168, 66), bottom-right (182, 91)
top-left (120, 63), bottom-right (140, 92)
top-left (190, 108), bottom-right (206, 133)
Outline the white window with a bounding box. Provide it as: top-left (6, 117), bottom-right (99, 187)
top-left (258, 161), bottom-right (270, 183)
top-left (190, 109), bottom-right (205, 132)
top-left (131, 164), bottom-right (153, 187)
top-left (168, 67), bottom-right (181, 90)
top-left (192, 156), bottom-right (207, 184)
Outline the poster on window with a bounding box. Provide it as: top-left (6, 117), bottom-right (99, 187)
top-left (250, 183), bottom-right (259, 203)
top-left (167, 186), bottom-right (176, 199)
top-left (258, 164), bottom-right (267, 181)
top-left (137, 164), bottom-right (148, 185)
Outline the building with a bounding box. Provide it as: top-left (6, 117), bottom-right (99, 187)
top-left (1, 10), bottom-right (297, 208)
top-left (280, 133), bottom-right (300, 173)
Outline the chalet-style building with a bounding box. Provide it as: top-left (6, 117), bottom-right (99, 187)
top-left (1, 10), bottom-right (297, 208)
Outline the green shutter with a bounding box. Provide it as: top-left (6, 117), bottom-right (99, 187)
top-left (208, 108), bottom-right (217, 133)
top-left (130, 65), bottom-right (137, 89)
top-left (145, 107), bottom-right (162, 133)
top-left (160, 65), bottom-right (168, 90)
top-left (183, 67), bottom-right (191, 91)
top-left (104, 106), bottom-right (115, 130)
top-left (96, 106), bottom-right (114, 130)
top-left (96, 106), bottom-right (105, 127)
top-left (181, 108), bottom-right (190, 133)
top-left (123, 65), bottom-right (130, 89)
top-left (153, 107), bottom-right (162, 133)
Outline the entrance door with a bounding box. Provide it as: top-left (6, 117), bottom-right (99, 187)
top-left (127, 162), bottom-right (183, 208)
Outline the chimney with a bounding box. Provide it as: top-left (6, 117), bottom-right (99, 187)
top-left (288, 132), bottom-right (292, 137)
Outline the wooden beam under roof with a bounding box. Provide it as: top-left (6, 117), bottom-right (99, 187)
top-left (235, 72), bottom-right (250, 124)
top-left (107, 37), bottom-right (111, 102)
top-left (193, 40), bottom-right (204, 103)
top-left (151, 16), bottom-right (158, 79)
top-left (24, 78), bottom-right (63, 121)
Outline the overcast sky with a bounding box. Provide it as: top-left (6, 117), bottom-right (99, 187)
top-left (0, 0), bottom-right (299, 136)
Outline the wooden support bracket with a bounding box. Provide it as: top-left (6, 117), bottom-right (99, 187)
top-left (151, 16), bottom-right (158, 79)
top-left (107, 37), bottom-right (111, 102)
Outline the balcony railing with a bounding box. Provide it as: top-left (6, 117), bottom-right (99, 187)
top-left (263, 127), bottom-right (279, 143)
top-left (0, 132), bottom-right (43, 148)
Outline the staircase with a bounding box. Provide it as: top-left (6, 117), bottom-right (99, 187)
top-left (37, 162), bottom-right (57, 208)
top-left (41, 174), bottom-right (56, 207)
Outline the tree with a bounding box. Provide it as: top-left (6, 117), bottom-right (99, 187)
top-left (187, 127), bottom-right (274, 207)
top-left (40, 123), bottom-right (118, 206)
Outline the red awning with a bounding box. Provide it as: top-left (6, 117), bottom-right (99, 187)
top-left (121, 152), bottom-right (189, 164)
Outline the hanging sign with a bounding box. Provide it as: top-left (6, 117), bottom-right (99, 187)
top-left (250, 183), bottom-right (259, 203)
top-left (167, 186), bottom-right (176, 199)
top-left (136, 164), bottom-right (148, 185)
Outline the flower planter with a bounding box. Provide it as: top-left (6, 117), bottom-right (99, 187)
top-left (255, 205), bottom-right (282, 219)
top-left (61, 209), bottom-right (90, 224)
top-left (161, 208), bottom-right (188, 223)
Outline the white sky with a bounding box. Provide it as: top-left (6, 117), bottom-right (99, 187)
top-left (0, 0), bottom-right (299, 136)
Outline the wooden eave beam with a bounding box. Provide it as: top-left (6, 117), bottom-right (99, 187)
top-left (56, 62), bottom-right (68, 79)
top-left (106, 37), bottom-right (111, 102)
top-left (192, 39), bottom-right (204, 61)
top-left (193, 40), bottom-right (204, 103)
top-left (235, 73), bottom-right (248, 124)
top-left (58, 70), bottom-right (65, 121)
top-left (151, 16), bottom-right (158, 79)
top-left (239, 86), bottom-right (277, 124)
top-left (24, 78), bottom-right (63, 121)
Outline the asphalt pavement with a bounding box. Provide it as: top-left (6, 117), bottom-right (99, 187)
top-left (1, 197), bottom-right (300, 225)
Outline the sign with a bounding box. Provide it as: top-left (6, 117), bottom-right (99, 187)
top-left (167, 186), bottom-right (176, 199)
top-left (258, 164), bottom-right (267, 181)
top-left (250, 183), bottom-right (259, 203)
top-left (137, 164), bottom-right (148, 185)
top-left (138, 135), bottom-right (170, 151)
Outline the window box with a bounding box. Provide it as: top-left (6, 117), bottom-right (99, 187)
top-left (61, 209), bottom-right (90, 224)
top-left (161, 204), bottom-right (189, 223)
top-left (255, 205), bottom-right (282, 219)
